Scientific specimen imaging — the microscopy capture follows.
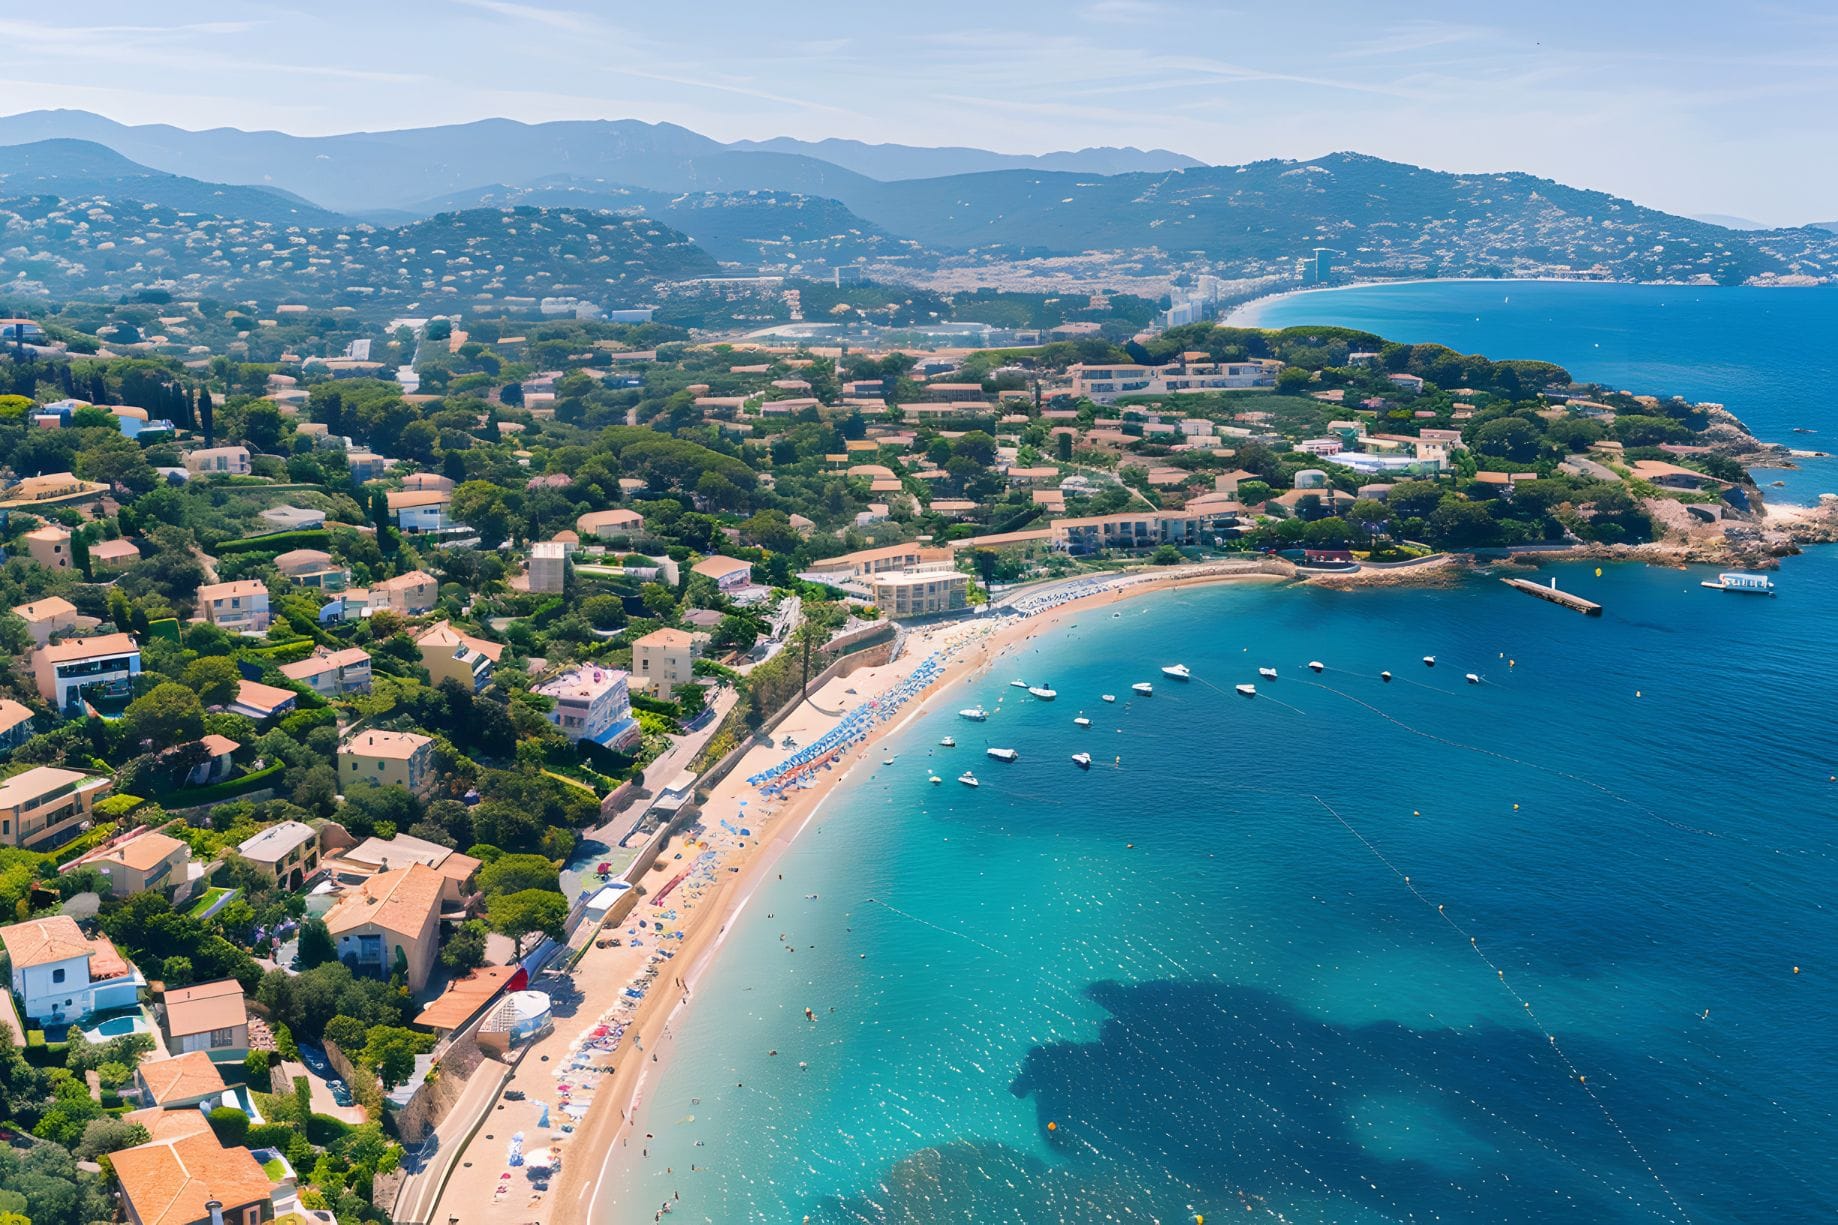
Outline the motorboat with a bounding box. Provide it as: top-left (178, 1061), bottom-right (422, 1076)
top-left (928, 774), bottom-right (943, 785)
top-left (1101, 694), bottom-right (1116, 703)
top-left (1131, 682), bottom-right (1153, 696)
top-left (882, 756), bottom-right (894, 766)
top-left (1236, 683), bottom-right (1256, 697)
top-left (1308, 661), bottom-right (1324, 672)
top-left (1258, 667), bottom-right (1277, 681)
top-left (958, 772), bottom-right (979, 787)
top-left (1465, 673), bottom-right (1481, 685)
top-left (1028, 685), bottom-right (1057, 700)
top-left (1074, 716), bottom-right (1092, 727)
top-left (1380, 671), bottom-right (1392, 683)
top-left (1071, 752), bottom-right (1092, 769)
top-left (1701, 572), bottom-right (1776, 595)
top-left (959, 707), bottom-right (988, 721)
top-left (939, 736), bottom-right (956, 747)
top-left (986, 747), bottom-right (1019, 763)
top-left (1423, 656), bottom-right (1436, 667)
top-left (1161, 664), bottom-right (1191, 680)
top-left (1010, 679), bottom-right (1030, 688)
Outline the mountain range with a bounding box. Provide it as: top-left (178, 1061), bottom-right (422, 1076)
top-left (2, 110), bottom-right (1837, 306)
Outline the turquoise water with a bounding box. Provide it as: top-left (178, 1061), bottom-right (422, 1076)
top-left (1236, 280), bottom-right (1838, 506)
top-left (85, 1014), bottom-right (146, 1039)
top-left (601, 555), bottom-right (1838, 1223)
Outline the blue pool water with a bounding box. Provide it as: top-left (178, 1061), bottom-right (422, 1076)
top-left (601, 552), bottom-right (1838, 1223)
top-left (1234, 280), bottom-right (1838, 505)
top-left (86, 1015), bottom-right (147, 1039)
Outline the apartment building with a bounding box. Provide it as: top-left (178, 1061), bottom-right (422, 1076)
top-left (632, 627), bottom-right (694, 700)
top-left (339, 730), bottom-right (436, 796)
top-left (0, 766), bottom-right (111, 851)
top-left (183, 445), bottom-right (252, 477)
top-left (34, 633), bottom-right (141, 714)
top-left (196, 580), bottom-right (272, 633)
top-left (532, 664), bottom-right (639, 748)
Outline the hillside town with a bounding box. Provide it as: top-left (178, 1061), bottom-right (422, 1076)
top-left (0, 302), bottom-right (1809, 1225)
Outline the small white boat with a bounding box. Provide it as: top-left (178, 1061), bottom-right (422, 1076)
top-left (1423, 656), bottom-right (1436, 667)
top-left (1071, 752), bottom-right (1092, 769)
top-left (986, 747), bottom-right (1019, 763)
top-left (1074, 716), bottom-right (1091, 727)
top-left (1009, 679), bottom-right (1029, 689)
top-left (1161, 664), bottom-right (1191, 680)
top-left (882, 756), bottom-right (894, 766)
top-left (1701, 572), bottom-right (1775, 595)
top-left (1380, 671), bottom-right (1392, 682)
top-left (1236, 683), bottom-right (1256, 697)
top-left (928, 774), bottom-right (942, 785)
top-left (1101, 694), bottom-right (1116, 703)
top-left (958, 771), bottom-right (979, 788)
top-left (1258, 667), bottom-right (1277, 681)
top-left (1131, 682), bottom-right (1153, 696)
top-left (939, 736), bottom-right (956, 747)
top-left (1308, 661), bottom-right (1324, 672)
top-left (1465, 673), bottom-right (1481, 685)
top-left (1028, 685), bottom-right (1057, 700)
top-left (958, 707), bottom-right (988, 721)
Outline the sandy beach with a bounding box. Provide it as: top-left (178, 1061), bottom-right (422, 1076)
top-left (426, 563), bottom-right (1282, 1225)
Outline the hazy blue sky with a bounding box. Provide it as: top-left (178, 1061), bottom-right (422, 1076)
top-left (3, 1), bottom-right (1832, 223)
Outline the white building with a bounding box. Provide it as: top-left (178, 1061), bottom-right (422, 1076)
top-left (196, 580), bottom-right (272, 634)
top-left (0, 915), bottom-right (142, 1025)
top-left (527, 541), bottom-right (568, 593)
top-left (34, 633), bottom-right (140, 715)
top-left (533, 665), bottom-right (639, 749)
top-left (1068, 359), bottom-right (1282, 403)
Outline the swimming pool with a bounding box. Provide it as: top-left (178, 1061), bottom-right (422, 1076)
top-left (83, 1014), bottom-right (148, 1040)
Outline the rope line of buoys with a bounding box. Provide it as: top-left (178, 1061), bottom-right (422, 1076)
top-left (863, 896), bottom-right (1010, 958)
top-left (1308, 794), bottom-right (1698, 1225)
top-left (1292, 678), bottom-right (1721, 839)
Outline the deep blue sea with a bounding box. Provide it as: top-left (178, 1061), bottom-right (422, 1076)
top-left (1235, 280), bottom-right (1838, 506)
top-left (600, 285), bottom-right (1838, 1224)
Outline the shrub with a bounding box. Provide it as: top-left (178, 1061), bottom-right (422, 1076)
top-left (307, 1113), bottom-right (353, 1146)
top-left (245, 1122), bottom-right (297, 1150)
top-left (208, 1106), bottom-right (249, 1145)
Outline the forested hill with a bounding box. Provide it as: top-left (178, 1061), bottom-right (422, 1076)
top-left (0, 200), bottom-right (719, 302)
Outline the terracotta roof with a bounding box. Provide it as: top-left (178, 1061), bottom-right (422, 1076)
top-left (280, 646), bottom-right (371, 681)
top-left (38, 632), bottom-right (137, 663)
top-left (386, 489), bottom-right (451, 509)
top-left (123, 1106), bottom-right (214, 1142)
top-left (416, 619), bottom-right (504, 662)
top-left (232, 680), bottom-right (296, 713)
top-left (0, 914), bottom-right (94, 969)
top-left (0, 698), bottom-right (32, 736)
top-left (635, 627), bottom-right (693, 649)
top-left (11, 595), bottom-right (76, 621)
top-left (196, 580), bottom-right (266, 604)
top-left (376, 569), bottom-right (436, 591)
top-left (413, 965), bottom-right (521, 1030)
top-left (324, 862), bottom-right (443, 939)
top-left (138, 1050), bottom-right (226, 1107)
top-left (0, 764), bottom-right (103, 811)
top-left (197, 734), bottom-right (241, 758)
top-left (161, 979), bottom-right (247, 1039)
top-left (99, 830), bottom-right (188, 873)
top-left (343, 729), bottom-right (433, 761)
top-left (110, 1126), bottom-right (273, 1225)
top-left (91, 538), bottom-right (140, 562)
top-left (691, 554), bottom-right (750, 578)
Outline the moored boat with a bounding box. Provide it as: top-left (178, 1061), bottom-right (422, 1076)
top-left (1380, 671), bottom-right (1392, 682)
top-left (1700, 572), bottom-right (1776, 595)
top-left (928, 774), bottom-right (942, 785)
top-left (1236, 683), bottom-right (1256, 697)
top-left (958, 707), bottom-right (988, 721)
top-left (986, 747), bottom-right (1019, 763)
top-left (1465, 673), bottom-right (1481, 685)
top-left (1308, 660), bottom-right (1324, 672)
top-left (1071, 752), bottom-right (1092, 769)
top-left (958, 771), bottom-right (979, 787)
top-left (939, 735), bottom-right (956, 747)
top-left (1074, 716), bottom-right (1091, 727)
top-left (1161, 663), bottom-right (1191, 680)
top-left (1423, 655), bottom-right (1436, 667)
top-left (1010, 678), bottom-right (1030, 688)
top-left (1131, 682), bottom-right (1153, 695)
top-left (1028, 684), bottom-right (1057, 700)
top-left (1258, 666), bottom-right (1277, 680)
top-left (1101, 694), bottom-right (1116, 703)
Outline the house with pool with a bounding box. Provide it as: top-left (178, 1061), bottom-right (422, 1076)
top-left (0, 914), bottom-right (143, 1026)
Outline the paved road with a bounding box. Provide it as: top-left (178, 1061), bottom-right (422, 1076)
top-left (390, 1057), bottom-right (511, 1225)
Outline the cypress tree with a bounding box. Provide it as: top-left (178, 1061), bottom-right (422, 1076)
top-left (198, 388), bottom-right (215, 444)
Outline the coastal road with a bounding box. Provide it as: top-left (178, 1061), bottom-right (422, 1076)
top-left (391, 1056), bottom-right (513, 1225)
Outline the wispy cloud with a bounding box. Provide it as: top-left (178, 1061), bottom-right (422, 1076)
top-left (449, 0), bottom-right (599, 34)
top-left (1081, 0), bottom-right (1171, 22)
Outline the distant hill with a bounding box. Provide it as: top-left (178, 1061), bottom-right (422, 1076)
top-left (0, 197), bottom-right (718, 302)
top-left (0, 138), bottom-right (342, 225)
top-left (1810, 221), bottom-right (1838, 235)
top-left (722, 136), bottom-right (1201, 180)
top-left (1690, 213), bottom-right (1771, 231)
top-left (407, 179), bottom-right (923, 270)
top-left (3, 111), bottom-right (1837, 292)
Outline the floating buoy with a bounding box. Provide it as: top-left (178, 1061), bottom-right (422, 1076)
top-left (1636, 690), bottom-right (1642, 698)
top-left (1509, 659), bottom-right (1515, 667)
top-left (1793, 966), bottom-right (1801, 974)
top-left (1412, 810), bottom-right (1420, 816)
top-left (1512, 803), bottom-right (1519, 810)
top-left (1594, 567), bottom-right (1602, 577)
top-left (1047, 1121), bottom-right (1057, 1132)
top-left (1578, 1074), bottom-right (1586, 1084)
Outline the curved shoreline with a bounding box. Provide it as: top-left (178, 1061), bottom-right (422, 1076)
top-left (1223, 275), bottom-right (1683, 327)
top-left (541, 567), bottom-right (1287, 1222)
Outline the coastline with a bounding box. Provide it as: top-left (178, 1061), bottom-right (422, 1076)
top-left (434, 564), bottom-right (1283, 1225)
top-left (1222, 275), bottom-right (1617, 326)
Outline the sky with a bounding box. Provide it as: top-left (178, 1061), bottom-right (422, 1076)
top-left (1, 1), bottom-right (1834, 224)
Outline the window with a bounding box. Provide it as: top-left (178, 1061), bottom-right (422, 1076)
top-left (51, 968), bottom-right (65, 983)
top-left (211, 1027), bottom-right (235, 1048)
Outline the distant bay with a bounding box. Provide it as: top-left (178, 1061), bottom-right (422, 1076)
top-left (1232, 280), bottom-right (1838, 504)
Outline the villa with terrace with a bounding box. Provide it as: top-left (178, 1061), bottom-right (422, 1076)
top-left (0, 913), bottom-right (142, 1026)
